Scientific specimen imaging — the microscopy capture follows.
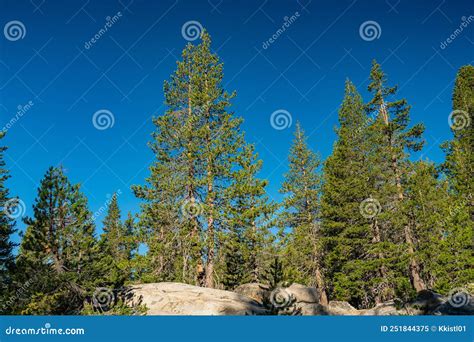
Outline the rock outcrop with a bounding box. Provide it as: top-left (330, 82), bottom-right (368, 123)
top-left (234, 283), bottom-right (269, 304)
top-left (327, 301), bottom-right (359, 315)
top-left (128, 282), bottom-right (265, 315)
top-left (127, 282), bottom-right (473, 316)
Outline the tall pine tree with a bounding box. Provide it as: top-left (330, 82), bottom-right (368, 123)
top-left (438, 65), bottom-right (474, 292)
top-left (442, 65), bottom-right (473, 215)
top-left (220, 144), bottom-right (275, 288)
top-left (0, 131), bottom-right (17, 314)
top-left (320, 80), bottom-right (386, 308)
top-left (17, 166), bottom-right (98, 314)
top-left (134, 32), bottom-right (271, 288)
top-left (400, 160), bottom-right (473, 293)
top-left (279, 122), bottom-right (328, 304)
top-left (97, 194), bottom-right (135, 287)
top-left (366, 60), bottom-right (426, 295)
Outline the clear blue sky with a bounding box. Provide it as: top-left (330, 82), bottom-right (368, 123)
top-left (1, 0), bottom-right (473, 244)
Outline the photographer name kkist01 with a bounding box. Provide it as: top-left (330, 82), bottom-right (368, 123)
top-left (436, 325), bottom-right (467, 333)
top-left (380, 325), bottom-right (467, 333)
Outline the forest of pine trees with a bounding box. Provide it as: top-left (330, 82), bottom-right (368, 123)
top-left (0, 33), bottom-right (472, 314)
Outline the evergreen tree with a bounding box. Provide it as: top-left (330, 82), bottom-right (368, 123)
top-left (442, 65), bottom-right (473, 216)
top-left (16, 166), bottom-right (98, 314)
top-left (320, 80), bottom-right (387, 308)
top-left (0, 131), bottom-right (17, 314)
top-left (261, 257), bottom-right (301, 315)
top-left (134, 32), bottom-right (270, 288)
top-left (279, 122), bottom-right (328, 304)
top-left (123, 212), bottom-right (138, 280)
top-left (401, 161), bottom-right (473, 293)
top-left (262, 256), bottom-right (285, 289)
top-left (220, 230), bottom-right (245, 290)
top-left (132, 139), bottom-right (185, 284)
top-left (437, 65), bottom-right (474, 293)
top-left (98, 194), bottom-right (135, 287)
top-left (366, 60), bottom-right (426, 295)
top-left (220, 144), bottom-right (275, 288)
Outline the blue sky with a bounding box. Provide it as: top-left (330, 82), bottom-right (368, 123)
top-left (1, 0), bottom-right (473, 243)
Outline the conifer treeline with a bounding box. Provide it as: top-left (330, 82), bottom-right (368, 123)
top-left (0, 33), bottom-right (472, 314)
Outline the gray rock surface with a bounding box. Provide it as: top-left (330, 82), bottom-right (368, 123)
top-left (327, 301), bottom-right (359, 315)
top-left (286, 283), bottom-right (320, 303)
top-left (127, 282), bottom-right (473, 316)
top-left (128, 282), bottom-right (265, 315)
top-left (234, 283), bottom-right (269, 304)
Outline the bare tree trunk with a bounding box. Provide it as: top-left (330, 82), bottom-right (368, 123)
top-left (315, 267), bottom-right (328, 305)
top-left (312, 240), bottom-right (328, 305)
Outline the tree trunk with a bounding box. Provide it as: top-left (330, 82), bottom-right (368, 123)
top-left (186, 84), bottom-right (204, 286)
top-left (250, 220), bottom-right (259, 282)
top-left (392, 150), bottom-right (426, 292)
top-left (315, 267), bottom-right (328, 305)
top-left (303, 157), bottom-right (329, 305)
top-left (371, 218), bottom-right (388, 304)
top-left (204, 89), bottom-right (215, 288)
top-left (206, 188), bottom-right (215, 288)
top-left (205, 157), bottom-right (215, 288)
top-left (49, 202), bottom-right (64, 274)
top-left (312, 243), bottom-right (328, 305)
top-left (404, 225), bottom-right (425, 291)
top-left (381, 102), bottom-right (426, 292)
